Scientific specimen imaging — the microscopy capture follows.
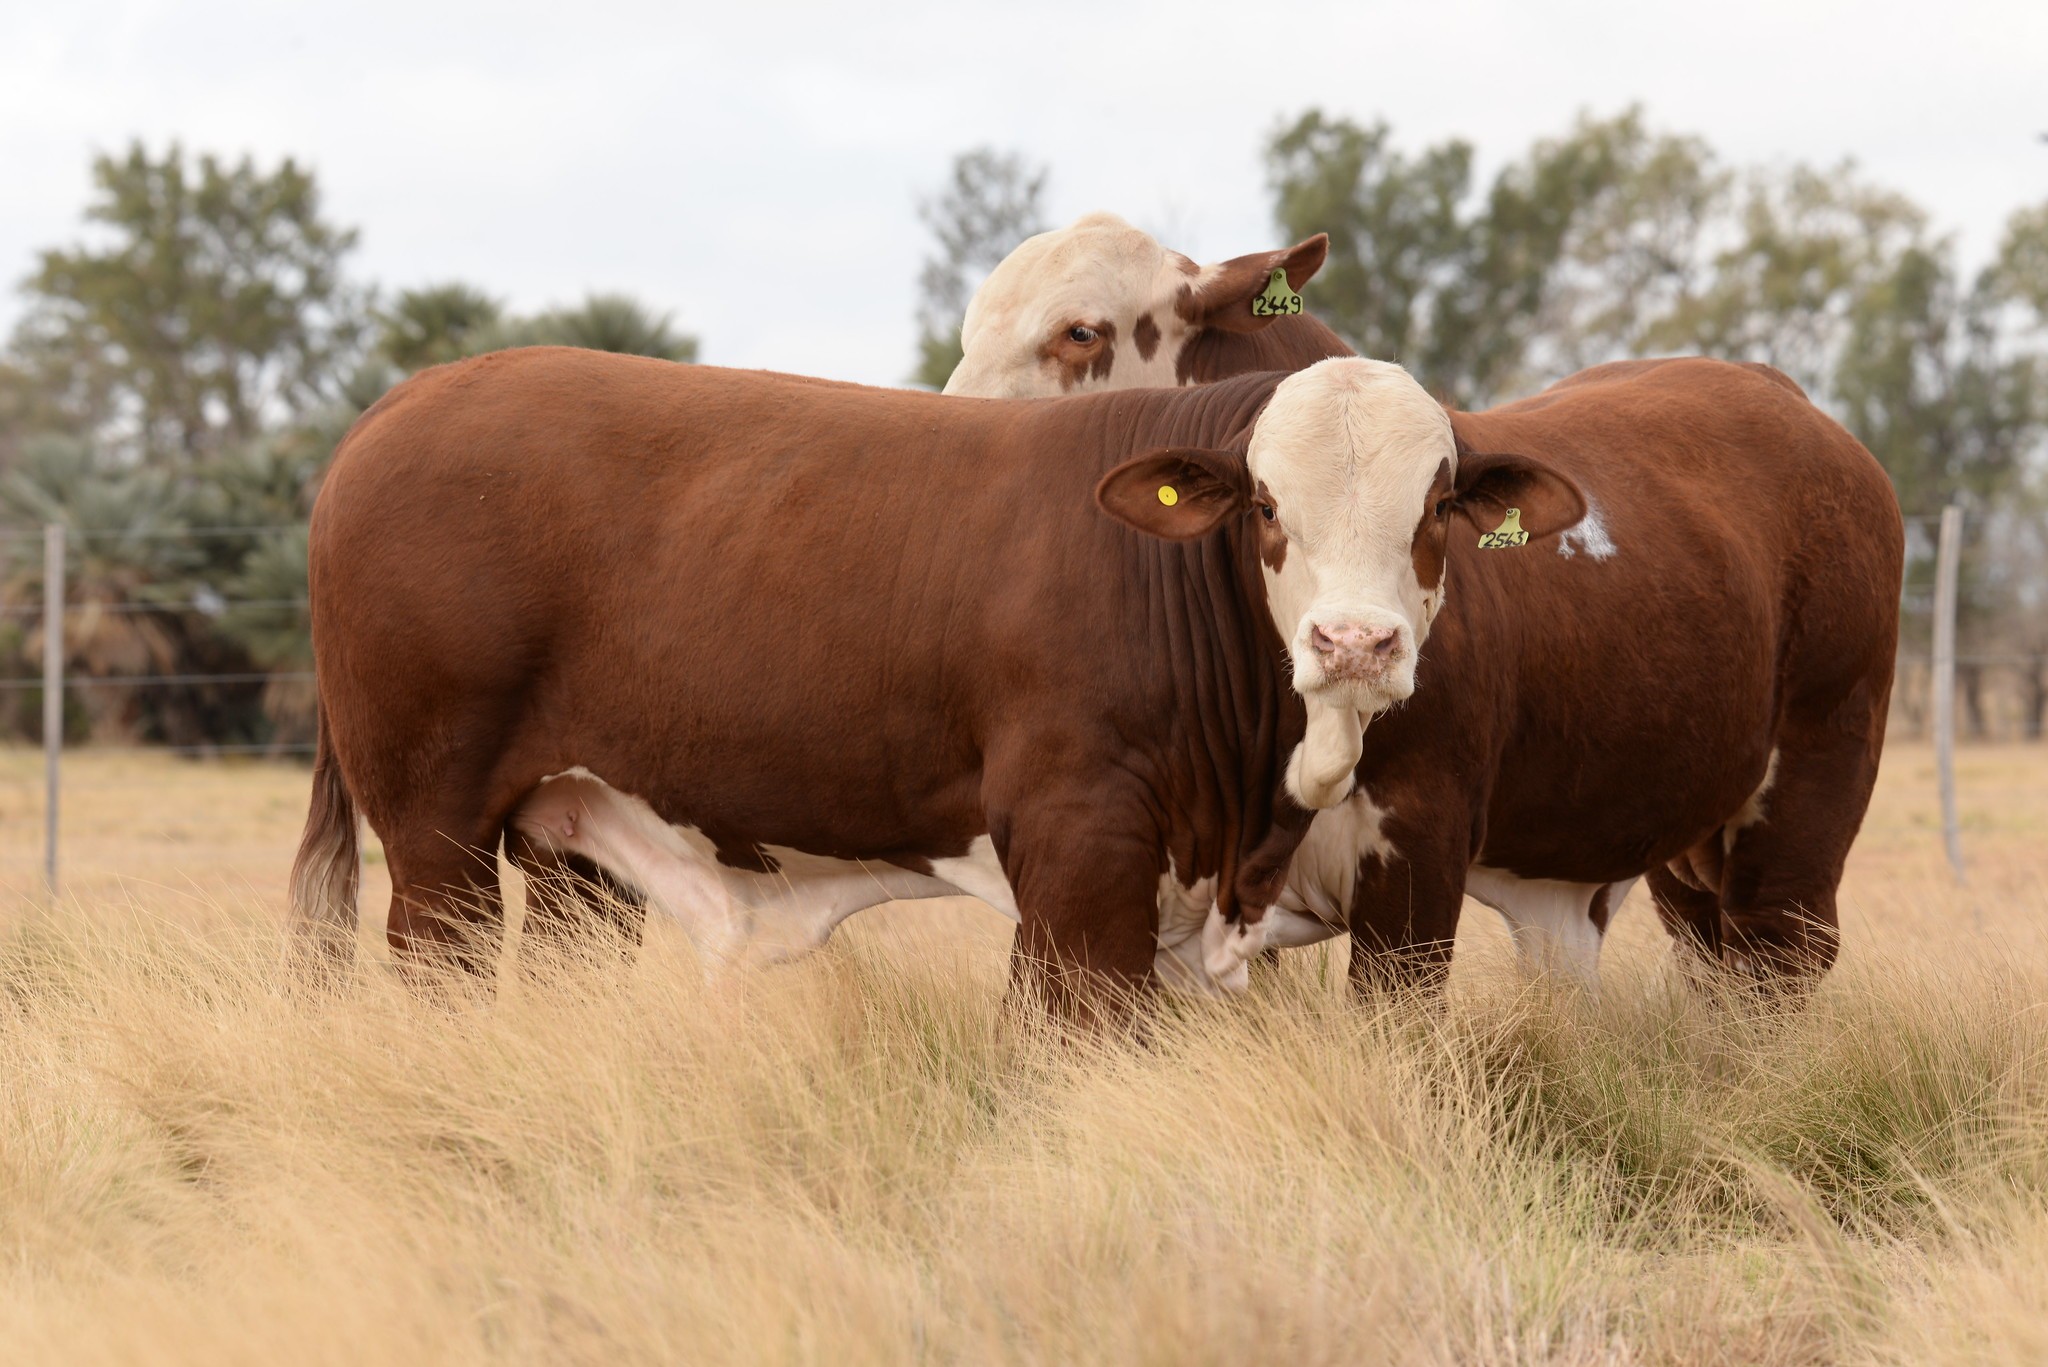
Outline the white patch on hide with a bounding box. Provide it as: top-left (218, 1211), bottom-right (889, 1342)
top-left (1152, 860), bottom-right (1267, 999)
top-left (1464, 866), bottom-right (1610, 989)
top-left (1556, 499), bottom-right (1618, 560)
top-left (930, 835), bottom-right (1019, 921)
top-left (1723, 747), bottom-right (1781, 858)
top-left (511, 770), bottom-right (1007, 971)
top-left (1272, 787), bottom-right (1398, 943)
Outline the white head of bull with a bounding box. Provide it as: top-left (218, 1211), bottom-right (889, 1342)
top-left (943, 212), bottom-right (1329, 398)
top-left (1099, 358), bottom-right (1585, 809)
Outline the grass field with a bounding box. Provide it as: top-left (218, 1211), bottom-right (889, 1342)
top-left (0, 742), bottom-right (2044, 1363)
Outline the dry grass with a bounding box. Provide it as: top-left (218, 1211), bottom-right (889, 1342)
top-left (0, 742), bottom-right (2043, 1364)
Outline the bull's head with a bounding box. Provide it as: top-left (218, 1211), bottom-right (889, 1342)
top-left (943, 212), bottom-right (1328, 398)
top-left (1097, 358), bottom-right (1585, 809)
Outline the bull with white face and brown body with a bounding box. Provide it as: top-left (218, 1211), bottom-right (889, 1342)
top-left (289, 348), bottom-right (1572, 1008)
top-left (947, 213), bottom-right (1903, 992)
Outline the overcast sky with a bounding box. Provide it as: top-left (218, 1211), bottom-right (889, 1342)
top-left (2, 0), bottom-right (2043, 388)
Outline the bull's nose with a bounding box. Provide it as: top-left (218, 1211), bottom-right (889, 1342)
top-left (1311, 623), bottom-right (1398, 655)
top-left (1309, 622), bottom-right (1403, 679)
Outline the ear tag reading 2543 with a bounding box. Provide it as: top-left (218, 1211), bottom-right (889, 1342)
top-left (1478, 508), bottom-right (1528, 550)
top-left (1158, 485), bottom-right (1179, 506)
top-left (1251, 268), bottom-right (1304, 318)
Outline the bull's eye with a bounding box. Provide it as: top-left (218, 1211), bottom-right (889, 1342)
top-left (1258, 502), bottom-right (1277, 523)
top-left (1067, 325), bottom-right (1098, 345)
top-left (1434, 498), bottom-right (1451, 519)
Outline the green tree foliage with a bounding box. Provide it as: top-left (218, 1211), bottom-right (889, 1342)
top-left (371, 284), bottom-right (697, 377)
top-left (1651, 163), bottom-right (1930, 395)
top-left (912, 148), bottom-right (1049, 389)
top-left (1492, 113), bottom-right (1724, 383)
top-left (1268, 108), bottom-right (1722, 405)
top-left (1268, 107), bottom-right (2048, 514)
top-left (514, 293), bottom-right (698, 361)
top-left (1270, 111), bottom-right (2048, 734)
top-left (0, 144), bottom-right (711, 747)
top-left (1267, 112), bottom-right (1475, 389)
top-left (12, 142), bottom-right (365, 466)
top-left (373, 283), bottom-right (505, 373)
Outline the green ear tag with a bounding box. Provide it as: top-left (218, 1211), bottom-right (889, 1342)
top-left (1477, 508), bottom-right (1528, 550)
top-left (1251, 267), bottom-right (1304, 318)
top-left (1158, 485), bottom-right (1180, 507)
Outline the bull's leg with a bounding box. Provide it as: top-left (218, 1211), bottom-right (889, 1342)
top-left (1647, 865), bottom-right (1724, 979)
top-left (1705, 709), bottom-right (1882, 993)
top-left (1341, 773), bottom-right (1474, 997)
top-left (381, 817), bottom-right (511, 985)
top-left (992, 799), bottom-right (1163, 1026)
top-left (1346, 848), bottom-right (1468, 997)
top-left (506, 827), bottom-right (646, 969)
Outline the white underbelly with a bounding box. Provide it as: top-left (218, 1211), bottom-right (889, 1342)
top-left (508, 768), bottom-right (1258, 995)
top-left (1464, 866), bottom-right (1637, 987)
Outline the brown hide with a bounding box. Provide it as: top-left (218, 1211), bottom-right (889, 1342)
top-left (303, 349), bottom-right (1310, 1006)
top-left (1348, 357), bottom-right (1901, 987)
top-left (1176, 311), bottom-right (1352, 385)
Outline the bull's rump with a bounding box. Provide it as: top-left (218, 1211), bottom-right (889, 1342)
top-left (1419, 358), bottom-right (1903, 879)
top-left (308, 350), bottom-right (1096, 859)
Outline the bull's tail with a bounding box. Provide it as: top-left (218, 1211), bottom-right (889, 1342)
top-left (287, 697), bottom-right (360, 973)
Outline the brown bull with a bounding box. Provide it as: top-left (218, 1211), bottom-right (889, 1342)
top-left (289, 347), bottom-right (1578, 1006)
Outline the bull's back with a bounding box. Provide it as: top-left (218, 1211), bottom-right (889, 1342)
top-left (309, 350), bottom-right (1047, 842)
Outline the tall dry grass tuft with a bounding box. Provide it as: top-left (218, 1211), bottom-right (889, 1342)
top-left (3, 872), bottom-right (2048, 1365)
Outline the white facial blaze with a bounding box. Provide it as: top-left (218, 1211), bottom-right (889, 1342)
top-left (1248, 359), bottom-right (1456, 809)
top-left (945, 213), bottom-right (1197, 398)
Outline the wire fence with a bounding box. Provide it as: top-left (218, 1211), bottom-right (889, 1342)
top-left (0, 522), bottom-right (319, 900)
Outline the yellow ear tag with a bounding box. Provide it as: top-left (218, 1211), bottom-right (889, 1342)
top-left (1157, 485), bottom-right (1179, 507)
top-left (1477, 507), bottom-right (1528, 550)
top-left (1251, 267), bottom-right (1304, 318)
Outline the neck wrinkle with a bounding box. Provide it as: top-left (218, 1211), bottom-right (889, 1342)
top-left (1116, 389), bottom-right (1308, 920)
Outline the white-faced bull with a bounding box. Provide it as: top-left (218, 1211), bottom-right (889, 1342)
top-left (288, 349), bottom-right (1564, 1010)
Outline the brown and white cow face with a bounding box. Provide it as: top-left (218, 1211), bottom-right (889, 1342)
top-left (942, 212), bottom-right (1327, 398)
top-left (1098, 358), bottom-right (1586, 809)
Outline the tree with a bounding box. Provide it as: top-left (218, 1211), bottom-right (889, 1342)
top-left (516, 293), bottom-right (697, 361)
top-left (0, 435), bottom-right (253, 744)
top-left (0, 358), bottom-right (78, 469)
top-left (12, 142), bottom-right (365, 465)
top-left (1266, 108), bottom-right (1723, 405)
top-left (1964, 202), bottom-right (2048, 738)
top-left (374, 283), bottom-right (505, 373)
top-left (1267, 112), bottom-right (1474, 394)
top-left (1651, 161), bottom-right (1931, 397)
top-left (912, 148), bottom-right (1049, 389)
top-left (1487, 112), bottom-right (1725, 389)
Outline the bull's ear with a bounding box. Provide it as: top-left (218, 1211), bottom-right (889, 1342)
top-left (1097, 447), bottom-right (1252, 540)
top-left (1179, 235), bottom-right (1328, 335)
top-left (1451, 449), bottom-right (1587, 541)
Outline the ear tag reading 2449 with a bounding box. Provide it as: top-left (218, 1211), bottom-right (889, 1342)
top-left (1477, 508), bottom-right (1528, 550)
top-left (1251, 267), bottom-right (1304, 318)
top-left (1158, 485), bottom-right (1179, 506)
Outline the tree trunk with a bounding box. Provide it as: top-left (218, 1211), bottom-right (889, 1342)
top-left (1959, 662), bottom-right (1989, 740)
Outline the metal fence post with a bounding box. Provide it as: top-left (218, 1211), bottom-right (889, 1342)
top-left (43, 523), bottom-right (64, 898)
top-left (1931, 504), bottom-right (1966, 889)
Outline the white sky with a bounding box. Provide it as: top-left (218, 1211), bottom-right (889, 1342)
top-left (3, 0), bottom-right (2044, 388)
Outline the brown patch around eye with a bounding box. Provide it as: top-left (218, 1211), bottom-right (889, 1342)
top-left (1040, 321), bottom-right (1118, 390)
top-left (1133, 312), bottom-right (1160, 361)
top-left (1410, 457), bottom-right (1453, 591)
top-left (1254, 478), bottom-right (1287, 572)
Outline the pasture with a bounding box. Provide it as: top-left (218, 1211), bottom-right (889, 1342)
top-left (0, 742), bottom-right (2044, 1364)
